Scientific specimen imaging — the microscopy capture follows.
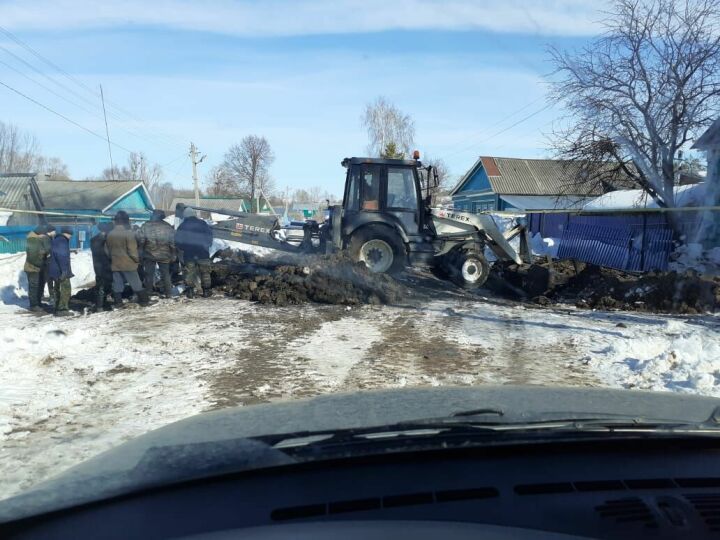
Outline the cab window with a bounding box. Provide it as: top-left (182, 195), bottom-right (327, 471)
top-left (387, 167), bottom-right (418, 210)
top-left (348, 164), bottom-right (382, 211)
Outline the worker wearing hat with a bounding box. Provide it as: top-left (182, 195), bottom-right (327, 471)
top-left (48, 226), bottom-right (74, 316)
top-left (23, 223), bottom-right (52, 312)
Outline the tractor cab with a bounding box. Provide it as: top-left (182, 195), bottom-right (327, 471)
top-left (328, 157), bottom-right (438, 273)
top-left (341, 156), bottom-right (428, 235)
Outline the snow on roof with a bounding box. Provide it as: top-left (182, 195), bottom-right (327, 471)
top-left (582, 183), bottom-right (707, 211)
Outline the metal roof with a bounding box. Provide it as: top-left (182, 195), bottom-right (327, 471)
top-left (0, 173), bottom-right (43, 210)
top-left (491, 158), bottom-right (602, 196)
top-left (170, 197), bottom-right (248, 211)
top-left (692, 117), bottom-right (720, 150)
top-left (37, 180), bottom-right (147, 211)
top-left (452, 156), bottom-right (634, 197)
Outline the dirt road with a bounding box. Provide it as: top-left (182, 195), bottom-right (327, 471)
top-left (0, 280), bottom-right (713, 499)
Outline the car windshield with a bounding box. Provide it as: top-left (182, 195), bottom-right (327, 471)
top-left (0, 0), bottom-right (719, 507)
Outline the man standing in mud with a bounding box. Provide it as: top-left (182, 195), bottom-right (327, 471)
top-left (23, 224), bottom-right (52, 312)
top-left (138, 209), bottom-right (176, 298)
top-left (175, 207), bottom-right (213, 299)
top-left (48, 227), bottom-right (74, 317)
top-left (105, 210), bottom-right (149, 307)
top-left (91, 222), bottom-right (114, 311)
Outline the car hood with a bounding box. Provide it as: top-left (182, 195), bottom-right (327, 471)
top-left (1, 385), bottom-right (719, 523)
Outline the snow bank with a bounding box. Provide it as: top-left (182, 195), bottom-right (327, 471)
top-left (0, 251), bottom-right (95, 308)
top-left (588, 317), bottom-right (720, 396)
top-left (583, 183), bottom-right (706, 211)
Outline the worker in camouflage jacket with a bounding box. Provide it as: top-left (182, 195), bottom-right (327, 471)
top-left (90, 222), bottom-right (114, 311)
top-left (138, 209), bottom-right (176, 298)
top-left (48, 227), bottom-right (74, 316)
top-left (105, 210), bottom-right (149, 307)
top-left (175, 207), bottom-right (213, 299)
top-left (23, 224), bottom-right (53, 312)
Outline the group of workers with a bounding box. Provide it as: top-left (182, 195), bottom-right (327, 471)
top-left (23, 206), bottom-right (214, 316)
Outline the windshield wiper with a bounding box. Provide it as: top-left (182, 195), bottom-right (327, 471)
top-left (256, 415), bottom-right (720, 454)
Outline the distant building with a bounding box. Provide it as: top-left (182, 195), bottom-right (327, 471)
top-left (0, 173), bottom-right (44, 226)
top-left (37, 180), bottom-right (154, 222)
top-left (450, 156), bottom-right (622, 212)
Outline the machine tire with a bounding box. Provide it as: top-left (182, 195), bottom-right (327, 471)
top-left (348, 226), bottom-right (405, 274)
top-left (448, 250), bottom-right (490, 289)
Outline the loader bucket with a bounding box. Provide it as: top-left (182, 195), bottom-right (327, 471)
top-left (474, 214), bottom-right (524, 265)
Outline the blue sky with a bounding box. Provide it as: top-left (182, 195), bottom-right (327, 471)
top-left (0, 0), bottom-right (602, 195)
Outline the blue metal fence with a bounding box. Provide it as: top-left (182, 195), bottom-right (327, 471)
top-left (556, 220), bottom-right (674, 271)
top-left (0, 224), bottom-right (95, 254)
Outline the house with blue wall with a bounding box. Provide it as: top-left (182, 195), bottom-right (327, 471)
top-left (37, 180), bottom-right (154, 222)
top-left (450, 156), bottom-right (612, 212)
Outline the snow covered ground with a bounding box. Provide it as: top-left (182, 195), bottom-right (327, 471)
top-left (0, 254), bottom-right (719, 500)
top-left (0, 250), bottom-right (95, 306)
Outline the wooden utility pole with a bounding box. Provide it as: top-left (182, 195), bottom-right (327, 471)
top-left (189, 142), bottom-right (206, 207)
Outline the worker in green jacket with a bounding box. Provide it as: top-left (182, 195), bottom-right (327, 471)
top-left (23, 224), bottom-right (53, 312)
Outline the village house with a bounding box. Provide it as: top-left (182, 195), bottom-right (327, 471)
top-left (450, 156), bottom-right (624, 212)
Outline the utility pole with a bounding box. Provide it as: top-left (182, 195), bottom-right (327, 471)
top-left (189, 142), bottom-right (206, 207)
top-left (99, 84), bottom-right (115, 180)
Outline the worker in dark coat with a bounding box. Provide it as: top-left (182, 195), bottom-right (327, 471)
top-left (138, 209), bottom-right (176, 298)
top-left (23, 224), bottom-right (52, 312)
top-left (175, 207), bottom-right (213, 298)
top-left (105, 210), bottom-right (148, 307)
top-left (90, 222), bottom-right (114, 311)
top-left (48, 227), bottom-right (74, 316)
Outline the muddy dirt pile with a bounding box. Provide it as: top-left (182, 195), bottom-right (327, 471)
top-left (493, 259), bottom-right (720, 314)
top-left (211, 249), bottom-right (408, 306)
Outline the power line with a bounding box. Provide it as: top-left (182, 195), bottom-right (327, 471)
top-left (0, 43), bottom-right (187, 155)
top-left (0, 77), bottom-right (135, 154)
top-left (0, 25), bottom-right (188, 152)
top-left (442, 101), bottom-right (556, 161)
top-left (441, 95), bottom-right (547, 155)
top-left (0, 55), bottom-right (102, 118)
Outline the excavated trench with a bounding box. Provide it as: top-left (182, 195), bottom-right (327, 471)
top-left (490, 259), bottom-right (720, 314)
top-left (70, 249), bottom-right (719, 314)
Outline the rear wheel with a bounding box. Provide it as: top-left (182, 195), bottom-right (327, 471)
top-left (448, 250), bottom-right (490, 289)
top-left (348, 226), bottom-right (405, 274)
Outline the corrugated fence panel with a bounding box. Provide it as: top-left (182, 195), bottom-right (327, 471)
top-left (559, 223), bottom-right (633, 270)
top-left (528, 209), bottom-right (695, 272)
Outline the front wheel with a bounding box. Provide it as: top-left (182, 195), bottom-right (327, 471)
top-left (448, 251), bottom-right (490, 289)
top-left (348, 226), bottom-right (405, 274)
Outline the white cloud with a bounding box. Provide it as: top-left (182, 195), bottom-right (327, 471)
top-left (1, 0), bottom-right (601, 37)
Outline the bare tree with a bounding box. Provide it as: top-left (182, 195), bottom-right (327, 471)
top-left (205, 165), bottom-right (241, 196)
top-left (293, 188), bottom-right (311, 203)
top-left (101, 152), bottom-right (163, 191)
top-left (361, 96), bottom-right (416, 159)
top-left (35, 156), bottom-right (70, 180)
top-left (549, 0), bottom-right (720, 215)
top-left (150, 181), bottom-right (176, 210)
top-left (0, 122), bottom-right (71, 178)
top-left (0, 121), bottom-right (39, 173)
top-left (219, 136), bottom-right (275, 204)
